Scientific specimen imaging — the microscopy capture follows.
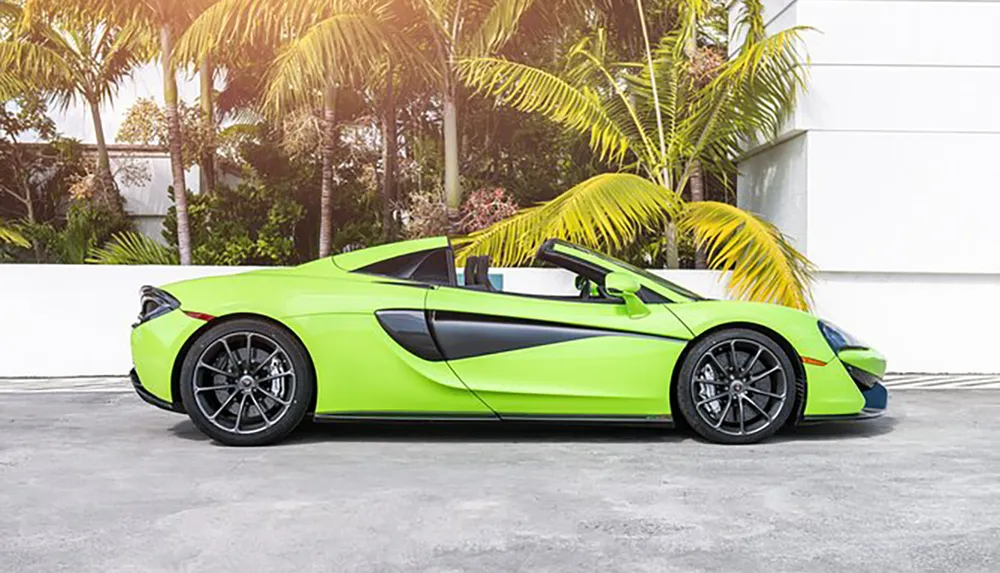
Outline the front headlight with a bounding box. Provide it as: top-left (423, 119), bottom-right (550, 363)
top-left (818, 320), bottom-right (866, 352)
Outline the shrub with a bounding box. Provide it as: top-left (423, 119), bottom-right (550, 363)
top-left (458, 187), bottom-right (519, 234)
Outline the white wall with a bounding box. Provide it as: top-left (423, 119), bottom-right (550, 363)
top-left (735, 0), bottom-right (1000, 377)
top-left (0, 265), bottom-right (995, 378)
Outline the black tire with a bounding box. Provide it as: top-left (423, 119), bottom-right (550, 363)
top-left (179, 318), bottom-right (314, 446)
top-left (676, 328), bottom-right (796, 445)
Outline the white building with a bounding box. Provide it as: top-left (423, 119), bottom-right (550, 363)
top-left (50, 65), bottom-right (202, 239)
top-left (737, 0), bottom-right (1000, 373)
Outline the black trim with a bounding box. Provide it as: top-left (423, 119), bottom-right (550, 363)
top-left (500, 414), bottom-right (673, 426)
top-left (375, 310), bottom-right (445, 361)
top-left (130, 368), bottom-right (184, 414)
top-left (844, 363), bottom-right (880, 390)
top-left (314, 412), bottom-right (499, 423)
top-left (800, 408), bottom-right (886, 424)
top-left (373, 280), bottom-right (435, 290)
top-left (312, 412), bottom-right (672, 426)
top-left (356, 247), bottom-right (456, 286)
top-left (429, 310), bottom-right (683, 360)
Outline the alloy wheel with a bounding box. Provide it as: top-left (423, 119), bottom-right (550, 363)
top-left (192, 332), bottom-right (297, 436)
top-left (689, 338), bottom-right (789, 437)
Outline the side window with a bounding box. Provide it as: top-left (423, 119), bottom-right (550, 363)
top-left (356, 248), bottom-right (455, 286)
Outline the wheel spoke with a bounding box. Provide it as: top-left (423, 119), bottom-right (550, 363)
top-left (729, 340), bottom-right (738, 371)
top-left (244, 333), bottom-right (254, 372)
top-left (196, 383), bottom-right (237, 393)
top-left (251, 348), bottom-right (281, 376)
top-left (256, 387), bottom-right (289, 405)
top-left (220, 338), bottom-right (239, 372)
top-left (712, 397), bottom-right (733, 429)
top-left (737, 397), bottom-right (746, 434)
top-left (741, 347), bottom-right (763, 376)
top-left (209, 390), bottom-right (239, 420)
top-left (198, 362), bottom-right (236, 379)
top-left (746, 387), bottom-right (785, 400)
top-left (694, 378), bottom-right (729, 386)
top-left (233, 394), bottom-right (248, 433)
top-left (257, 371), bottom-right (294, 384)
top-left (744, 396), bottom-right (772, 422)
top-left (705, 352), bottom-right (728, 375)
top-left (696, 393), bottom-right (729, 407)
top-left (249, 393), bottom-right (271, 427)
top-left (748, 366), bottom-right (780, 385)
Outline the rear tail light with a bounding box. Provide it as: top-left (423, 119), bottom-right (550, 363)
top-left (133, 286), bottom-right (180, 328)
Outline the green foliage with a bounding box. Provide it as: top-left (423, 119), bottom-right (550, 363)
top-left (162, 182), bottom-right (304, 266)
top-left (22, 199), bottom-right (131, 263)
top-left (117, 97), bottom-right (213, 169)
top-left (87, 230), bottom-right (178, 265)
top-left (0, 220), bottom-right (28, 247)
top-left (457, 2), bottom-right (815, 309)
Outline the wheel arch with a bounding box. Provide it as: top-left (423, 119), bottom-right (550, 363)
top-left (669, 321), bottom-right (807, 427)
top-left (170, 312), bottom-right (319, 415)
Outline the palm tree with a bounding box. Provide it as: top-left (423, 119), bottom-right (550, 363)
top-left (0, 0), bottom-right (149, 212)
top-left (406, 0), bottom-right (546, 219)
top-left (176, 0), bottom-right (403, 256)
top-left (457, 0), bottom-right (815, 309)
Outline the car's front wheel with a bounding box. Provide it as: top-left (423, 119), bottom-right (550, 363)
top-left (179, 318), bottom-right (314, 446)
top-left (675, 328), bottom-right (797, 445)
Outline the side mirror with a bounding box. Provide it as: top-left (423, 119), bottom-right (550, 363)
top-left (604, 272), bottom-right (649, 318)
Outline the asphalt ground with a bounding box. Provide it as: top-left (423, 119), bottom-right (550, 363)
top-left (1, 390), bottom-right (998, 572)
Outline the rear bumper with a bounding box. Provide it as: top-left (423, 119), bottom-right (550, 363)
top-left (130, 368), bottom-right (183, 414)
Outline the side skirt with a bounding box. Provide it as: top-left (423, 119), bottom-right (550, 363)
top-left (312, 411), bottom-right (673, 427)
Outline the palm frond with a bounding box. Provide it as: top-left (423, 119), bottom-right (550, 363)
top-left (462, 0), bottom-right (536, 58)
top-left (0, 223), bottom-right (30, 248)
top-left (87, 232), bottom-right (179, 265)
top-left (456, 173), bottom-right (682, 265)
top-left (458, 56), bottom-right (630, 163)
top-left (679, 201), bottom-right (814, 310)
top-left (262, 12), bottom-right (389, 116)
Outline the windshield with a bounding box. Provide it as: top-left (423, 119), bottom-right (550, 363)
top-left (560, 243), bottom-right (707, 301)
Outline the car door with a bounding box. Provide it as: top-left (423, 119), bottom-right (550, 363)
top-left (424, 286), bottom-right (693, 418)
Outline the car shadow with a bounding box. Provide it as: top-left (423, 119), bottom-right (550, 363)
top-left (168, 415), bottom-right (898, 446)
top-left (776, 415), bottom-right (899, 442)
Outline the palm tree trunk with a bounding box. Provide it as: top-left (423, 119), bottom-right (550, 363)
top-left (199, 57), bottom-right (216, 194)
top-left (380, 59), bottom-right (398, 241)
top-left (161, 24), bottom-right (192, 265)
top-left (318, 85), bottom-right (338, 258)
top-left (689, 161), bottom-right (708, 269)
top-left (443, 72), bottom-right (461, 225)
top-left (88, 99), bottom-right (119, 213)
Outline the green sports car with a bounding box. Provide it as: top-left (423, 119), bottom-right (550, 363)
top-left (130, 237), bottom-right (888, 446)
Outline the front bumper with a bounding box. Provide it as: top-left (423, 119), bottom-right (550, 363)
top-left (130, 368), bottom-right (184, 414)
top-left (802, 381), bottom-right (888, 423)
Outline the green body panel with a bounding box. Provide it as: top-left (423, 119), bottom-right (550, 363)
top-left (129, 237), bottom-right (878, 421)
top-left (666, 300), bottom-right (866, 416)
top-left (839, 348), bottom-right (887, 378)
top-left (802, 360), bottom-right (866, 415)
top-left (448, 336), bottom-right (682, 415)
top-left (131, 310), bottom-right (205, 402)
top-left (426, 286), bottom-right (691, 415)
top-left (283, 313), bottom-right (490, 415)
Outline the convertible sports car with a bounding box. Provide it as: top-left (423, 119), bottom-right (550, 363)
top-left (130, 237), bottom-right (888, 446)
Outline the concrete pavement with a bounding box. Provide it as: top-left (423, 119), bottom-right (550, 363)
top-left (1, 391), bottom-right (998, 572)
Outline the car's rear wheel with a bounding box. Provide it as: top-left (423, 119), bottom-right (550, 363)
top-left (179, 318), bottom-right (314, 446)
top-left (676, 328), bottom-right (796, 445)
